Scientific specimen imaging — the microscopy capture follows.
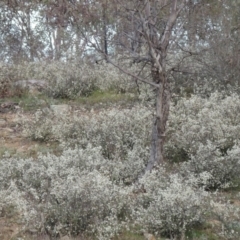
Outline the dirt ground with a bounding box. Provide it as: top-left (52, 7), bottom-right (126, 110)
top-left (0, 109), bottom-right (36, 154)
top-left (0, 104), bottom-right (42, 239)
top-left (0, 218), bottom-right (21, 240)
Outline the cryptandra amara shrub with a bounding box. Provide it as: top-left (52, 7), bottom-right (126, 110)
top-left (22, 105), bottom-right (152, 184)
top-left (0, 147), bottom-right (132, 239)
top-left (6, 90), bottom-right (240, 238)
top-left (0, 62), bottom-right (28, 97)
top-left (0, 61), bottom-right (138, 99)
top-left (22, 91), bottom-right (240, 188)
top-left (0, 150), bottom-right (210, 239)
top-left (131, 168), bottom-right (209, 239)
top-left (181, 141), bottom-right (240, 189)
top-left (167, 91), bottom-right (240, 189)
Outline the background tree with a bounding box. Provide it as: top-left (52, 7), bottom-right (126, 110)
top-left (78, 0), bottom-right (189, 172)
top-left (172, 0), bottom-right (240, 95)
top-left (0, 0), bottom-right (45, 62)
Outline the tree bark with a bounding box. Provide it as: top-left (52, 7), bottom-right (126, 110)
top-left (145, 69), bottom-right (170, 172)
top-left (143, 0), bottom-right (185, 173)
top-left (102, 2), bottom-right (108, 61)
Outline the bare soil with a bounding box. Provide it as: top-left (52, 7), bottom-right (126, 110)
top-left (0, 111), bottom-right (34, 155)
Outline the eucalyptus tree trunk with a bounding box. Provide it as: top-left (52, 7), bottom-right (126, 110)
top-left (146, 70), bottom-right (170, 171)
top-left (102, 4), bottom-right (109, 61)
top-left (142, 0), bottom-right (186, 173)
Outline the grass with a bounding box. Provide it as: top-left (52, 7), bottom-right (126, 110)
top-left (0, 146), bottom-right (17, 158)
top-left (186, 225), bottom-right (222, 240)
top-left (0, 141), bottom-right (61, 160)
top-left (19, 142), bottom-right (62, 159)
top-left (74, 89), bottom-right (137, 106)
top-left (1, 93), bottom-right (48, 111)
top-left (1, 89), bottom-right (138, 113)
top-left (113, 230), bottom-right (145, 240)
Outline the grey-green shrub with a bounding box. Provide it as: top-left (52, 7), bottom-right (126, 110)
top-left (0, 150), bottom-right (211, 239)
top-left (22, 105), bottom-right (152, 183)
top-left (2, 61), bottom-right (138, 99)
top-left (166, 92), bottom-right (240, 189)
top-left (181, 142), bottom-right (240, 189)
top-left (0, 147), bottom-right (131, 239)
top-left (131, 169), bottom-right (209, 239)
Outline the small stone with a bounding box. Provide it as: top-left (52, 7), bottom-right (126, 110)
top-left (60, 236), bottom-right (70, 240)
top-left (0, 128), bottom-right (14, 138)
top-left (0, 118), bottom-right (7, 126)
top-left (38, 99), bottom-right (46, 105)
top-left (14, 79), bottom-right (47, 92)
top-left (144, 232), bottom-right (156, 240)
top-left (1, 102), bottom-right (18, 109)
top-left (50, 104), bottom-right (71, 115)
top-left (4, 128), bottom-right (14, 133)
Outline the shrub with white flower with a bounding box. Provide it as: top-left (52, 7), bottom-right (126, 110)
top-left (22, 105), bottom-right (152, 183)
top-left (166, 91), bottom-right (240, 189)
top-left (181, 141), bottom-right (240, 189)
top-left (0, 146), bottom-right (132, 239)
top-left (132, 169), bottom-right (209, 239)
top-left (1, 61), bottom-right (138, 99)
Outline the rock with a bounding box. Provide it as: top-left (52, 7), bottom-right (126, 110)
top-left (1, 102), bottom-right (18, 108)
top-left (14, 79), bottom-right (48, 92)
top-left (38, 99), bottom-right (47, 106)
top-left (0, 108), bottom-right (8, 113)
top-left (0, 118), bottom-right (7, 126)
top-left (1, 127), bottom-right (14, 133)
top-left (144, 232), bottom-right (156, 240)
top-left (0, 128), bottom-right (14, 138)
top-left (0, 102), bottom-right (18, 112)
top-left (60, 236), bottom-right (70, 240)
top-left (5, 128), bottom-right (13, 133)
top-left (50, 104), bottom-right (71, 115)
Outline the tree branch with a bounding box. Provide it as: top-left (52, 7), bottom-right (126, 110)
top-left (161, 0), bottom-right (187, 50)
top-left (107, 58), bottom-right (159, 88)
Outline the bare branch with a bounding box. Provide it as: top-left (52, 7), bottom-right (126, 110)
top-left (161, 0), bottom-right (187, 50)
top-left (107, 59), bottom-right (160, 88)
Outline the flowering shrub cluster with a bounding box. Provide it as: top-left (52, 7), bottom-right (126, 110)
top-left (167, 92), bottom-right (240, 188)
top-left (0, 61), bottom-right (139, 99)
top-left (0, 149), bottom-right (210, 239)
top-left (0, 147), bottom-right (132, 239)
top-left (0, 60), bottom-right (157, 104)
top-left (22, 105), bottom-right (152, 183)
top-left (132, 168), bottom-right (209, 239)
top-left (9, 101), bottom-right (213, 238)
top-left (3, 84), bottom-right (240, 238)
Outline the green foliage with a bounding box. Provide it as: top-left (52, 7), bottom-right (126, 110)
top-left (166, 146), bottom-right (189, 163)
top-left (186, 227), bottom-right (220, 240)
top-left (75, 89), bottom-right (137, 106)
top-left (113, 230), bottom-right (145, 240)
top-left (0, 146), bottom-right (16, 158)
